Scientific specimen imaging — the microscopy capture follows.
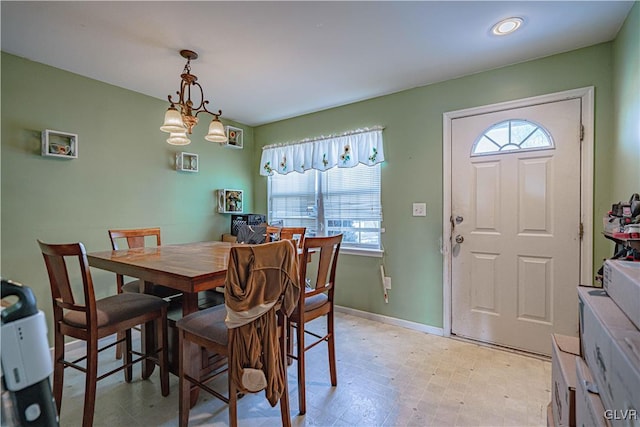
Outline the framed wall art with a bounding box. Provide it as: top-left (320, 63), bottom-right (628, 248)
top-left (41, 129), bottom-right (78, 159)
top-left (175, 152), bottom-right (198, 172)
top-left (225, 126), bottom-right (243, 149)
top-left (217, 189), bottom-right (243, 213)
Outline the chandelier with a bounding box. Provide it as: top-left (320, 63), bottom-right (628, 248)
top-left (160, 50), bottom-right (228, 145)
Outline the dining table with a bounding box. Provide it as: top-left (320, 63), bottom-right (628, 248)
top-left (87, 240), bottom-right (234, 406)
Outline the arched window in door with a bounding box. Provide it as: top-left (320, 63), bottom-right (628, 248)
top-left (471, 119), bottom-right (554, 156)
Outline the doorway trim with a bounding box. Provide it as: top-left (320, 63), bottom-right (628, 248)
top-left (442, 87), bottom-right (594, 337)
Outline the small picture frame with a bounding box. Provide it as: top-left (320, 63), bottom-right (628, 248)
top-left (42, 129), bottom-right (78, 159)
top-left (225, 126), bottom-right (243, 149)
top-left (217, 189), bottom-right (243, 213)
top-left (175, 152), bottom-right (198, 172)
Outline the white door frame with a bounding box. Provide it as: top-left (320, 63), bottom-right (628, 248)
top-left (442, 87), bottom-right (594, 337)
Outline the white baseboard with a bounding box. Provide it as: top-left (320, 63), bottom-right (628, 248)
top-left (335, 305), bottom-right (444, 336)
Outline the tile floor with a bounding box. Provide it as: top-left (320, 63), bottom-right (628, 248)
top-left (57, 312), bottom-right (551, 426)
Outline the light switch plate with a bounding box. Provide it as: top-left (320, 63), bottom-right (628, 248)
top-left (412, 202), bottom-right (426, 217)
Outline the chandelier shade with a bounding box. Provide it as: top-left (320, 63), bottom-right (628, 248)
top-left (204, 118), bottom-right (228, 143)
top-left (160, 50), bottom-right (228, 145)
top-left (160, 107), bottom-right (187, 133)
top-left (166, 132), bottom-right (191, 146)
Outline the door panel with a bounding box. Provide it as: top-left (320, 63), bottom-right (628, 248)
top-left (474, 162), bottom-right (500, 230)
top-left (470, 252), bottom-right (499, 313)
top-left (517, 256), bottom-right (552, 323)
top-left (518, 157), bottom-right (552, 234)
top-left (451, 98), bottom-right (581, 356)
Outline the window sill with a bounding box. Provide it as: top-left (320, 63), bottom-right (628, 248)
top-left (340, 247), bottom-right (384, 258)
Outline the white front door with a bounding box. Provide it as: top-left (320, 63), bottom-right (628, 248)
top-left (451, 98), bottom-right (582, 356)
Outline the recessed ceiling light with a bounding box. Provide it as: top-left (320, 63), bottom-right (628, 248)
top-left (492, 17), bottom-right (523, 36)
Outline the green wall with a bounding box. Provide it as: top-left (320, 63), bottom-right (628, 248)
top-left (254, 42), bottom-right (617, 329)
top-left (612, 2), bottom-right (640, 200)
top-left (3, 8), bottom-right (637, 339)
top-left (1, 53), bottom-right (254, 340)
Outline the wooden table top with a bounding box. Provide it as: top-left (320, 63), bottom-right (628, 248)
top-left (87, 240), bottom-right (234, 294)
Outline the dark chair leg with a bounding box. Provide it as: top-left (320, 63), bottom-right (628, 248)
top-left (296, 320), bottom-right (306, 415)
top-left (228, 369), bottom-right (238, 427)
top-left (158, 312), bottom-right (169, 396)
top-left (178, 331), bottom-right (190, 427)
top-left (279, 319), bottom-right (292, 427)
top-left (327, 311), bottom-right (337, 386)
top-left (125, 329), bottom-right (133, 382)
top-left (115, 330), bottom-right (124, 360)
top-left (53, 329), bottom-right (65, 414)
top-left (82, 338), bottom-right (98, 427)
top-left (287, 321), bottom-right (294, 366)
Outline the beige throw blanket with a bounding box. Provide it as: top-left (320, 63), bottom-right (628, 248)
top-left (224, 240), bottom-right (300, 405)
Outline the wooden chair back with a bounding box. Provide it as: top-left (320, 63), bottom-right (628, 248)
top-left (265, 226), bottom-right (307, 249)
top-left (108, 227), bottom-right (161, 295)
top-left (38, 241), bottom-right (96, 328)
top-left (299, 234), bottom-right (341, 300)
top-left (280, 227), bottom-right (307, 249)
top-left (108, 227), bottom-right (161, 250)
top-left (264, 226), bottom-right (281, 243)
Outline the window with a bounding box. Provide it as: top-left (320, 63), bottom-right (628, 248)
top-left (268, 163), bottom-right (382, 251)
top-left (262, 126), bottom-right (384, 253)
top-left (471, 119), bottom-right (554, 156)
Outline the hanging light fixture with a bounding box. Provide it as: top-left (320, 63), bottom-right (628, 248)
top-left (160, 49), bottom-right (228, 145)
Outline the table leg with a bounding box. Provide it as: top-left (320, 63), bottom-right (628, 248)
top-left (141, 280), bottom-right (156, 379)
top-left (181, 293), bottom-right (201, 408)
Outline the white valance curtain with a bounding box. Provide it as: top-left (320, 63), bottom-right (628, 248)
top-left (260, 126), bottom-right (385, 176)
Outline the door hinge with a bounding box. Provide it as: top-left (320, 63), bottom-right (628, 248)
top-left (580, 124), bottom-right (584, 142)
top-left (579, 222), bottom-right (584, 240)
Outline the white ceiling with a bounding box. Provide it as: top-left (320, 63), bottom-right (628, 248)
top-left (1, 1), bottom-right (634, 126)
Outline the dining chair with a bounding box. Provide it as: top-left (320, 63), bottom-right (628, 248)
top-left (265, 226), bottom-right (307, 250)
top-left (108, 227), bottom-right (180, 358)
top-left (287, 234), bottom-right (342, 415)
top-left (264, 225), bottom-right (282, 243)
top-left (38, 240), bottom-right (169, 427)
top-left (108, 227), bottom-right (179, 297)
top-left (176, 240), bottom-right (300, 427)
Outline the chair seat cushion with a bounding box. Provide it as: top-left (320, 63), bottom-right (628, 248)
top-left (64, 293), bottom-right (168, 329)
top-left (176, 305), bottom-right (228, 346)
top-left (291, 292), bottom-right (328, 317)
top-left (122, 279), bottom-right (181, 299)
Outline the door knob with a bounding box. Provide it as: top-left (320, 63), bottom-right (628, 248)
top-left (455, 235), bottom-right (464, 244)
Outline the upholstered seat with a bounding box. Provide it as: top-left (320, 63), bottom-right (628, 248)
top-left (175, 304), bottom-right (227, 345)
top-left (63, 293), bottom-right (169, 329)
top-left (290, 292), bottom-right (328, 316)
